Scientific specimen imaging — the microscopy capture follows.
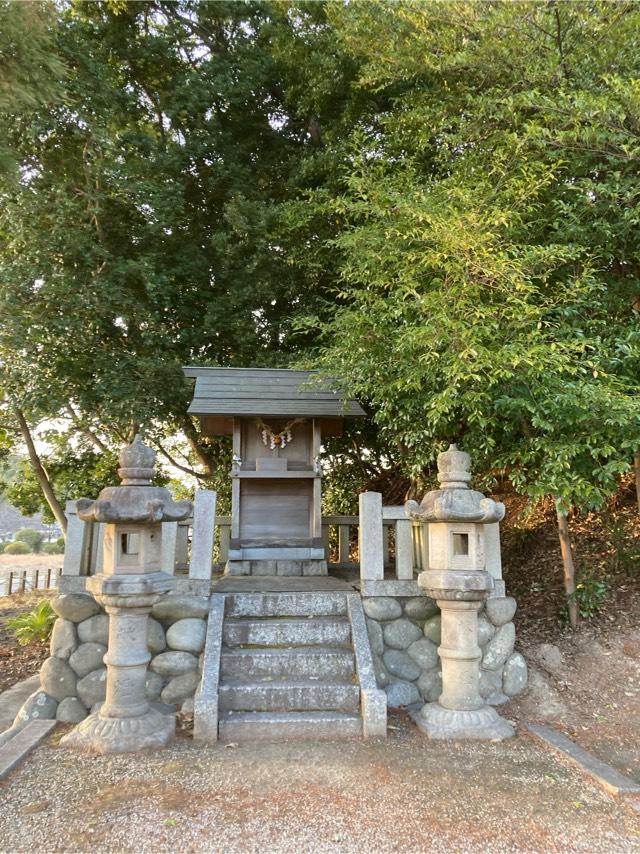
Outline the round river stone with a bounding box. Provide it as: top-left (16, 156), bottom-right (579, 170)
top-left (503, 652), bottom-right (528, 696)
top-left (382, 649), bottom-right (421, 682)
top-left (50, 619), bottom-right (78, 660)
top-left (56, 697), bottom-right (88, 723)
top-left (417, 669), bottom-right (442, 702)
top-left (76, 667), bottom-right (107, 708)
top-left (365, 618), bottom-right (384, 657)
top-left (479, 667), bottom-right (507, 704)
top-left (40, 656), bottom-right (77, 702)
top-left (485, 596), bottom-right (517, 627)
top-left (78, 614), bottom-right (109, 645)
top-left (478, 614), bottom-right (496, 647)
top-left (166, 618), bottom-right (206, 654)
top-left (372, 653), bottom-right (390, 687)
top-left (51, 593), bottom-right (101, 623)
top-left (147, 618), bottom-right (167, 655)
top-left (69, 642), bottom-right (107, 678)
top-left (152, 595), bottom-right (209, 623)
top-left (482, 622), bottom-right (516, 671)
top-left (150, 650), bottom-right (199, 678)
top-left (423, 614), bottom-right (442, 644)
top-left (407, 637), bottom-right (439, 671)
top-left (161, 671), bottom-right (200, 704)
top-left (362, 597), bottom-right (402, 622)
top-left (145, 671), bottom-right (165, 700)
top-left (404, 597), bottom-right (439, 622)
top-left (385, 680), bottom-right (420, 708)
top-left (15, 691), bottom-right (58, 726)
top-left (383, 618), bottom-right (423, 650)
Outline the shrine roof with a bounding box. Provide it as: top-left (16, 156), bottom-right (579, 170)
top-left (183, 366), bottom-right (366, 418)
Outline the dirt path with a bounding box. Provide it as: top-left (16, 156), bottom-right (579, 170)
top-left (505, 624), bottom-right (640, 784)
top-left (0, 717), bottom-right (638, 853)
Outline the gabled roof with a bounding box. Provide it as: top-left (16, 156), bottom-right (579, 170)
top-left (183, 366), bottom-right (365, 418)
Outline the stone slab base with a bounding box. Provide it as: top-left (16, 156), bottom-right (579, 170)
top-left (61, 708), bottom-right (175, 754)
top-left (225, 559), bottom-right (328, 577)
top-left (525, 722), bottom-right (640, 796)
top-left (0, 720), bottom-right (57, 779)
top-left (414, 702), bottom-right (515, 740)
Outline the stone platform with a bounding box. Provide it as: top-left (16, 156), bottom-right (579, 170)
top-left (214, 575), bottom-right (358, 593)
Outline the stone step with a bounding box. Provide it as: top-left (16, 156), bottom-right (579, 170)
top-left (224, 592), bottom-right (348, 619)
top-left (219, 710), bottom-right (362, 742)
top-left (220, 646), bottom-right (355, 680)
top-left (222, 617), bottom-right (351, 648)
top-left (219, 679), bottom-right (360, 713)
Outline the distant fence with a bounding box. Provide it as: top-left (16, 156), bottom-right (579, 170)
top-left (0, 566), bottom-right (63, 597)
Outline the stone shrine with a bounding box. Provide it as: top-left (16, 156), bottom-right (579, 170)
top-left (184, 366), bottom-right (365, 576)
top-left (5, 369), bottom-right (528, 747)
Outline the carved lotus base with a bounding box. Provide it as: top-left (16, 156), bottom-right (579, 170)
top-left (415, 702), bottom-right (515, 741)
top-left (61, 707), bottom-right (175, 754)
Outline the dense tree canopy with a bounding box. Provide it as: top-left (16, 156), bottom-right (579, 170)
top-left (0, 0), bottom-right (639, 549)
top-left (309, 1), bottom-right (640, 511)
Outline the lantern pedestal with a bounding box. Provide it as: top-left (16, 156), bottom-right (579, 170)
top-left (406, 445), bottom-right (515, 742)
top-left (61, 575), bottom-right (175, 754)
top-left (60, 435), bottom-right (192, 755)
top-left (414, 578), bottom-right (514, 740)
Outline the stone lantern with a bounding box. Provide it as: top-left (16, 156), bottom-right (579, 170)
top-left (61, 435), bottom-right (192, 753)
top-left (406, 445), bottom-right (514, 740)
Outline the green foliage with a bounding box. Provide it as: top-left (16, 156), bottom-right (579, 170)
top-left (570, 572), bottom-right (609, 619)
top-left (14, 528), bottom-right (44, 553)
top-left (0, 448), bottom-right (119, 522)
top-left (5, 600), bottom-right (57, 645)
top-left (0, 1), bottom-right (370, 484)
top-left (4, 540), bottom-right (31, 555)
top-left (0, 1), bottom-right (65, 176)
top-left (0, 542), bottom-right (4, 554)
top-left (42, 540), bottom-right (65, 555)
top-left (308, 1), bottom-right (640, 510)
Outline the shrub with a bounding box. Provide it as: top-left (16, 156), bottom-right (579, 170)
top-left (42, 541), bottom-right (64, 555)
top-left (14, 528), bottom-right (44, 553)
top-left (4, 541), bottom-right (31, 555)
top-left (0, 542), bottom-right (5, 554)
top-left (6, 600), bottom-right (57, 645)
top-left (570, 572), bottom-right (610, 619)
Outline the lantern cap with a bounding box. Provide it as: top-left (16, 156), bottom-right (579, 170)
top-left (405, 444), bottom-right (504, 524)
top-left (75, 436), bottom-right (192, 524)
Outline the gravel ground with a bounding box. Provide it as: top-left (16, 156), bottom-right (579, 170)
top-left (0, 716), bottom-right (638, 854)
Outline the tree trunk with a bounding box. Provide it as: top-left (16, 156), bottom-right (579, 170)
top-left (181, 416), bottom-right (215, 477)
top-left (556, 504), bottom-right (578, 628)
top-left (13, 407), bottom-right (68, 536)
top-left (634, 451), bottom-right (640, 515)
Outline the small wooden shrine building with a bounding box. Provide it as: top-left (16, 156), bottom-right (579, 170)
top-left (184, 367), bottom-right (365, 575)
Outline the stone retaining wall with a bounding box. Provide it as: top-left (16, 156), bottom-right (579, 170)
top-left (11, 592), bottom-right (210, 730)
top-left (363, 595), bottom-right (528, 708)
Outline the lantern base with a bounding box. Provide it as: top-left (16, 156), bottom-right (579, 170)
top-left (415, 702), bottom-right (514, 741)
top-left (61, 707), bottom-right (175, 754)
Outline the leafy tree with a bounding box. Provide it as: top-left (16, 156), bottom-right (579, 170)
top-left (14, 528), bottom-right (45, 553)
top-left (308, 1), bottom-right (640, 624)
top-left (0, 1), bottom-right (375, 524)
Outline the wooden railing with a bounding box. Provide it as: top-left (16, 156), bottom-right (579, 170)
top-left (0, 566), bottom-right (63, 597)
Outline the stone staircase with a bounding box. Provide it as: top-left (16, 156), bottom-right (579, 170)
top-left (195, 590), bottom-right (386, 742)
